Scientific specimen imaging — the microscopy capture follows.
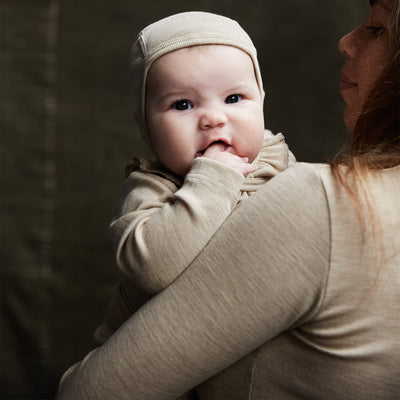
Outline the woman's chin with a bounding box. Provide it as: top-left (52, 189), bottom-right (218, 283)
top-left (343, 109), bottom-right (359, 132)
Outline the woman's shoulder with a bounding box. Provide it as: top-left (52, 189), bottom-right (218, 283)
top-left (289, 161), bottom-right (332, 179)
top-left (300, 162), bottom-right (400, 200)
top-left (266, 161), bottom-right (331, 195)
top-left (250, 162), bottom-right (331, 232)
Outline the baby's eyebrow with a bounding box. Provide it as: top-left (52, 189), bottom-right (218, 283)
top-left (154, 90), bottom-right (188, 101)
top-left (225, 81), bottom-right (253, 90)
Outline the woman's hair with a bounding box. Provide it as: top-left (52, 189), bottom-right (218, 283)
top-left (331, 0), bottom-right (400, 182)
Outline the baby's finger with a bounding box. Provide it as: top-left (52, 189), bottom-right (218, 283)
top-left (202, 142), bottom-right (227, 156)
top-left (241, 164), bottom-right (258, 175)
top-left (224, 145), bottom-right (236, 155)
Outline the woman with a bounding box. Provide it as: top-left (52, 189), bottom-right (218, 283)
top-left (57, 0), bottom-right (400, 398)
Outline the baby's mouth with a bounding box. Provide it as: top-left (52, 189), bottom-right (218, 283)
top-left (196, 140), bottom-right (229, 157)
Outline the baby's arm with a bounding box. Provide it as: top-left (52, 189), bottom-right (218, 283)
top-left (96, 147), bottom-right (255, 343)
top-left (97, 133), bottom-right (292, 340)
top-left (111, 156), bottom-right (245, 295)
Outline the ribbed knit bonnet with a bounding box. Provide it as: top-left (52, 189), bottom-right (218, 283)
top-left (130, 11), bottom-right (264, 148)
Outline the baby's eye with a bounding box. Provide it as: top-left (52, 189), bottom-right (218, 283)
top-left (365, 25), bottom-right (385, 37)
top-left (225, 94), bottom-right (243, 104)
top-left (172, 100), bottom-right (193, 110)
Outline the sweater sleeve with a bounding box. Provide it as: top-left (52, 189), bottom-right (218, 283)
top-left (111, 157), bottom-right (244, 294)
top-left (56, 163), bottom-right (331, 400)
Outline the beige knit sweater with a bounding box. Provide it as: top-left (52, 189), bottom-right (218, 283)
top-left (57, 162), bottom-right (400, 400)
top-left (95, 130), bottom-right (292, 342)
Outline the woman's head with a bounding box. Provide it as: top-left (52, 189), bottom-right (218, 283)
top-left (338, 0), bottom-right (397, 132)
top-left (331, 0), bottom-right (399, 196)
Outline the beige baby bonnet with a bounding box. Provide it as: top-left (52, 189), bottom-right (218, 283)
top-left (130, 11), bottom-right (264, 148)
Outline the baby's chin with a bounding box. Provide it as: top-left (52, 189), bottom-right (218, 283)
top-left (169, 163), bottom-right (191, 177)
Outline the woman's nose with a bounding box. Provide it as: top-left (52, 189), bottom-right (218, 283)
top-left (199, 108), bottom-right (228, 129)
top-left (338, 27), bottom-right (360, 58)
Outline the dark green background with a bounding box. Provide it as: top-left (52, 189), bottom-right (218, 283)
top-left (1, 0), bottom-right (366, 398)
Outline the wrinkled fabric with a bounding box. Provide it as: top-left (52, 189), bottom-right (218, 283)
top-left (57, 163), bottom-right (400, 399)
top-left (96, 130), bottom-right (292, 341)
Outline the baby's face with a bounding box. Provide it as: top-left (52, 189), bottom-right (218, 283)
top-left (145, 45), bottom-right (265, 176)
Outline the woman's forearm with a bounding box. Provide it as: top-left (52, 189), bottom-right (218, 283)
top-left (57, 164), bottom-right (330, 400)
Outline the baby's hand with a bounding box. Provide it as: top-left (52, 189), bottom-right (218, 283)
top-left (201, 142), bottom-right (257, 176)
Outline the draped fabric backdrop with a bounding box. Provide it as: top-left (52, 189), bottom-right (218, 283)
top-left (1, 0), bottom-right (366, 398)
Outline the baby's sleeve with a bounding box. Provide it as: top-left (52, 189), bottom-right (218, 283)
top-left (111, 157), bottom-right (244, 294)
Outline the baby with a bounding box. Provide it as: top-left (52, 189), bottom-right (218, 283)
top-left (96, 11), bottom-right (294, 345)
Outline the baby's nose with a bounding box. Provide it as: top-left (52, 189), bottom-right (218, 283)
top-left (199, 108), bottom-right (228, 129)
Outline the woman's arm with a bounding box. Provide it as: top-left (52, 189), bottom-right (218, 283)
top-left (57, 163), bottom-right (330, 400)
